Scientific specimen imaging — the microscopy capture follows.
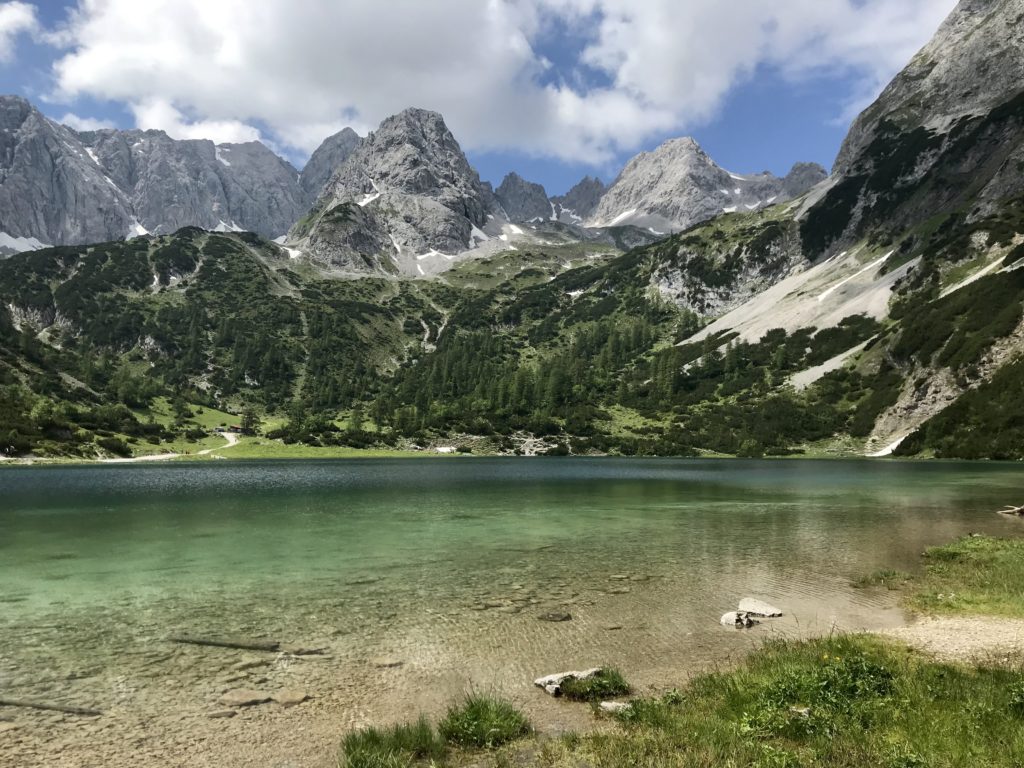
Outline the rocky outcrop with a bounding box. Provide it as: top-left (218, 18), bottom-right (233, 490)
top-left (534, 668), bottom-right (601, 697)
top-left (299, 127), bottom-right (361, 198)
top-left (290, 108), bottom-right (496, 274)
top-left (589, 137), bottom-right (825, 233)
top-left (495, 172), bottom-right (551, 222)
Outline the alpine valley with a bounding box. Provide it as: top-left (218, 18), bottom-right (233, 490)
top-left (2, 0), bottom-right (1023, 463)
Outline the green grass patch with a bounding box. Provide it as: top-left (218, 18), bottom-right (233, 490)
top-left (908, 535), bottom-right (1024, 618)
top-left (539, 634), bottom-right (1024, 768)
top-left (560, 669), bottom-right (631, 702)
top-left (851, 569), bottom-right (913, 590)
top-left (340, 716), bottom-right (445, 768)
top-left (437, 694), bottom-right (531, 749)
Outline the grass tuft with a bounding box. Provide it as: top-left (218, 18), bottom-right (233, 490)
top-left (909, 535), bottom-right (1024, 617)
top-left (560, 668), bottom-right (631, 702)
top-left (852, 569), bottom-right (912, 590)
top-left (340, 716), bottom-right (445, 768)
top-left (438, 694), bottom-right (531, 749)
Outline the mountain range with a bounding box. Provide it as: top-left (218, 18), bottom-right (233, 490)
top-left (0, 95), bottom-right (825, 265)
top-left (0, 0), bottom-right (1021, 463)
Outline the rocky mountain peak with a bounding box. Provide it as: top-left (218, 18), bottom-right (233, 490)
top-left (589, 136), bottom-right (822, 233)
top-left (834, 0), bottom-right (1024, 176)
top-left (300, 127), bottom-right (361, 198)
top-left (551, 176), bottom-right (606, 222)
top-left (495, 172), bottom-right (551, 222)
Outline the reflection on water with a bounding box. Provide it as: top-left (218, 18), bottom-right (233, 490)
top-left (1, 458), bottom-right (1022, 767)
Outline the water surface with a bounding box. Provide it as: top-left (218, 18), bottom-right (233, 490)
top-left (1, 458), bottom-right (1022, 767)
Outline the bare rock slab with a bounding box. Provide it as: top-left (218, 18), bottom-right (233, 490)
top-left (738, 599), bottom-right (783, 618)
top-left (599, 701), bottom-right (631, 714)
top-left (218, 689), bottom-right (272, 707)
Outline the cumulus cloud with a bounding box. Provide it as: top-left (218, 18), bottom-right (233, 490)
top-left (46, 0), bottom-right (956, 163)
top-left (0, 1), bottom-right (37, 62)
top-left (58, 112), bottom-right (115, 131)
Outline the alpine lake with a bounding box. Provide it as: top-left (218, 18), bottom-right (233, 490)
top-left (2, 457), bottom-right (1023, 767)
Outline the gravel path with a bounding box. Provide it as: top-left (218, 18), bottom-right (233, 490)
top-left (883, 616), bottom-right (1024, 663)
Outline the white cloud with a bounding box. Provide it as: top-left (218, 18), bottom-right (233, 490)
top-left (58, 112), bottom-right (115, 131)
top-left (0, 1), bottom-right (37, 62)
top-left (47, 0), bottom-right (957, 164)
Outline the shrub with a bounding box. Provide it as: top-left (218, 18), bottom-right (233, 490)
top-left (560, 669), bottom-right (631, 702)
top-left (438, 694), bottom-right (530, 749)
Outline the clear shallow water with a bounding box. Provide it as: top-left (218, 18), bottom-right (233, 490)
top-left (1, 458), bottom-right (1023, 767)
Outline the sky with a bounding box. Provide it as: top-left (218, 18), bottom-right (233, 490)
top-left (0, 0), bottom-right (957, 195)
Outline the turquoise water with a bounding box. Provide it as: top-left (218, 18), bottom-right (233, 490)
top-left (1, 458), bottom-right (1023, 766)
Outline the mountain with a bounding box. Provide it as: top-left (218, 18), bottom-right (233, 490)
top-left (588, 137), bottom-right (827, 233)
top-left (3, 0), bottom-right (1023, 463)
top-left (0, 96), bottom-right (135, 250)
top-left (551, 176), bottom-right (606, 223)
top-left (0, 95), bottom-right (363, 253)
top-left (299, 127), bottom-right (362, 199)
top-left (289, 108), bottom-right (497, 275)
top-left (495, 172), bottom-right (552, 222)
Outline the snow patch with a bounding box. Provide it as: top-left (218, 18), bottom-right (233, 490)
top-left (127, 219), bottom-right (149, 238)
top-left (285, 247), bottom-right (303, 260)
top-left (745, 203), bottom-right (760, 210)
top-left (606, 208), bottom-right (638, 227)
top-left (733, 188), bottom-right (741, 195)
top-left (499, 233), bottom-right (509, 242)
top-left (85, 148), bottom-right (100, 165)
top-left (722, 206), bottom-right (738, 214)
top-left (213, 220), bottom-right (244, 233)
top-left (817, 251), bottom-right (893, 303)
top-left (416, 264), bottom-right (425, 275)
top-left (728, 172), bottom-right (745, 181)
top-left (509, 224), bottom-right (524, 235)
top-left (867, 435), bottom-right (908, 458)
top-left (273, 236), bottom-right (287, 244)
top-left (357, 192), bottom-right (381, 207)
top-left (649, 227), bottom-right (664, 235)
top-left (766, 196), bottom-right (777, 204)
top-left (215, 147), bottom-right (231, 167)
top-left (0, 232), bottom-right (49, 253)
top-left (389, 234), bottom-right (402, 254)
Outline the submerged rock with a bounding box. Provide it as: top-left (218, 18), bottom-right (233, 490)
top-left (273, 690), bottom-right (309, 707)
top-left (721, 611), bottom-right (759, 629)
top-left (738, 599), bottom-right (783, 618)
top-left (218, 689), bottom-right (272, 707)
top-left (538, 611), bottom-right (572, 623)
top-left (534, 668), bottom-right (602, 697)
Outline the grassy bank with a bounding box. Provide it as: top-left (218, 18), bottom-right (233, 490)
top-left (340, 535), bottom-right (1024, 767)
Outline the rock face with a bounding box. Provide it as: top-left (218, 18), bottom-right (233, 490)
top-left (299, 127), bottom-right (361, 198)
top-left (801, 0), bottom-right (1024, 258)
top-left (0, 95), bottom-right (366, 254)
top-left (495, 172), bottom-right (551, 222)
top-left (291, 108), bottom-right (495, 274)
top-left (551, 176), bottom-right (606, 222)
top-left (0, 96), bottom-right (133, 250)
top-left (79, 128), bottom-right (308, 239)
top-left (589, 137), bottom-right (825, 233)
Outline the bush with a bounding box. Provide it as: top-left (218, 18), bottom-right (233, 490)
top-left (560, 669), bottom-right (631, 702)
top-left (437, 694), bottom-right (530, 749)
top-left (96, 436), bottom-right (131, 457)
top-left (340, 716), bottom-right (444, 768)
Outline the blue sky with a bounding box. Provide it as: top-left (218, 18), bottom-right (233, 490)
top-left (0, 0), bottom-right (955, 196)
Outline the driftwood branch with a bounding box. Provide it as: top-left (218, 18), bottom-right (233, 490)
top-left (169, 636), bottom-right (280, 652)
top-left (0, 698), bottom-right (102, 716)
top-left (998, 505), bottom-right (1024, 517)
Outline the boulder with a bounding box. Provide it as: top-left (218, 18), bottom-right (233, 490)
top-left (273, 690), bottom-right (309, 707)
top-left (218, 689), bottom-right (272, 707)
top-left (721, 611), bottom-right (759, 629)
top-left (599, 701), bottom-right (631, 714)
top-left (534, 668), bottom-right (602, 697)
top-left (738, 599), bottom-right (783, 618)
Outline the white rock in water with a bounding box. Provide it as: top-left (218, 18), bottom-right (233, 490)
top-left (738, 599), bottom-right (783, 618)
top-left (534, 668), bottom-right (602, 697)
top-left (599, 701), bottom-right (631, 714)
